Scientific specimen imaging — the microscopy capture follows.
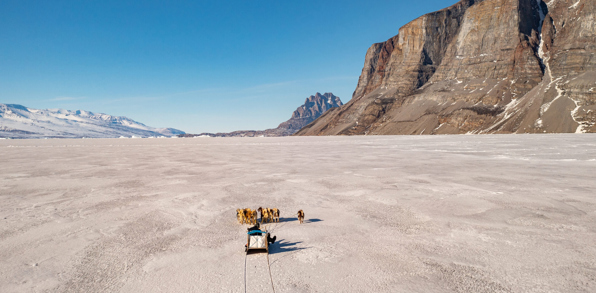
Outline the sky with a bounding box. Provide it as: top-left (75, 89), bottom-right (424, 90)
top-left (1, 0), bottom-right (455, 133)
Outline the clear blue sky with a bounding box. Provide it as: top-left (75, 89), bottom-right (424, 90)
top-left (1, 0), bottom-right (454, 133)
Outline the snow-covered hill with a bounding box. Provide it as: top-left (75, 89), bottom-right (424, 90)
top-left (0, 104), bottom-right (185, 139)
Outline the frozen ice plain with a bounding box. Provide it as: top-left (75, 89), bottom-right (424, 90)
top-left (1, 134), bottom-right (595, 292)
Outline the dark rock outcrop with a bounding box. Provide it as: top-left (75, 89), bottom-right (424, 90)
top-left (296, 0), bottom-right (596, 135)
top-left (277, 93), bottom-right (342, 132)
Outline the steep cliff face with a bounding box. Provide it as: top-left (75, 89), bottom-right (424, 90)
top-left (479, 0), bottom-right (596, 134)
top-left (537, 0), bottom-right (596, 133)
top-left (296, 0), bottom-right (595, 136)
top-left (353, 0), bottom-right (478, 99)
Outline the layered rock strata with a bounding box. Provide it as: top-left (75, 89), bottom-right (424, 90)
top-left (296, 0), bottom-right (595, 135)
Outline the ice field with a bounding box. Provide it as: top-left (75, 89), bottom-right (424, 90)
top-left (1, 134), bottom-right (595, 292)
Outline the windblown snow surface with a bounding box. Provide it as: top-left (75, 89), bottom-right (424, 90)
top-left (1, 135), bottom-right (595, 292)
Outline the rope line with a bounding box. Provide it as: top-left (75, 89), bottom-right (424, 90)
top-left (266, 252), bottom-right (276, 293)
top-left (244, 252), bottom-right (247, 293)
top-left (268, 219), bottom-right (278, 233)
top-left (244, 210), bottom-right (292, 293)
top-left (244, 235), bottom-right (275, 293)
top-left (269, 213), bottom-right (298, 233)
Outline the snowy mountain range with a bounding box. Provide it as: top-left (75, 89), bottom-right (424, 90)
top-left (0, 104), bottom-right (185, 139)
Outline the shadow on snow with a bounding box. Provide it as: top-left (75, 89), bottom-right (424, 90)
top-left (269, 217), bottom-right (323, 224)
top-left (269, 239), bottom-right (308, 255)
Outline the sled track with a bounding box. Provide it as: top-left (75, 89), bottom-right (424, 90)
top-left (244, 253), bottom-right (247, 293)
top-left (244, 221), bottom-right (276, 293)
top-left (243, 251), bottom-right (275, 293)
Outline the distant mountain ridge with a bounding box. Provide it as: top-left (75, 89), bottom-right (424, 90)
top-left (277, 92), bottom-right (343, 132)
top-left (0, 104), bottom-right (185, 138)
top-left (183, 92), bottom-right (342, 137)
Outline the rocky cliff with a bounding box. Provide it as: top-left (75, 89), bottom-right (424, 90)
top-left (296, 0), bottom-right (595, 135)
top-left (277, 92), bottom-right (343, 131)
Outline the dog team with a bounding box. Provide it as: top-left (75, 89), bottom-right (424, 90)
top-left (237, 207), bottom-right (305, 224)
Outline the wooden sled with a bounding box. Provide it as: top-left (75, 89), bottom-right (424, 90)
top-left (245, 230), bottom-right (269, 253)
